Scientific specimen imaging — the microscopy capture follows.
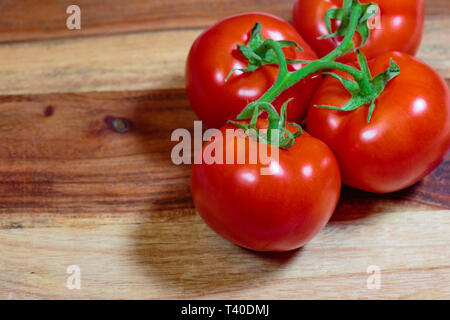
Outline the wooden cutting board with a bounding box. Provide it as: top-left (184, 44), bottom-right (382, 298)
top-left (0, 0), bottom-right (449, 299)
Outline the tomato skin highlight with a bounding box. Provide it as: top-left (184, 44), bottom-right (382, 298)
top-left (186, 12), bottom-right (320, 129)
top-left (292, 0), bottom-right (425, 63)
top-left (191, 120), bottom-right (341, 252)
top-left (307, 51), bottom-right (450, 194)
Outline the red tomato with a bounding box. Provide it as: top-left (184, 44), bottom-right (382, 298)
top-left (186, 13), bottom-right (320, 129)
top-left (292, 0), bottom-right (425, 63)
top-left (191, 120), bottom-right (341, 252)
top-left (307, 51), bottom-right (450, 193)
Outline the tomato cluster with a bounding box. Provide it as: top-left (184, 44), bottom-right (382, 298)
top-left (185, 0), bottom-right (449, 252)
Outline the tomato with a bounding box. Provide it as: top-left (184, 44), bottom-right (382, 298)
top-left (186, 13), bottom-right (320, 129)
top-left (307, 51), bottom-right (450, 194)
top-left (292, 0), bottom-right (425, 63)
top-left (191, 120), bottom-right (341, 252)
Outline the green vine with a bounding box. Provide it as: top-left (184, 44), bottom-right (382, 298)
top-left (226, 0), bottom-right (400, 147)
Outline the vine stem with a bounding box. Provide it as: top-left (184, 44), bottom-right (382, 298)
top-left (239, 4), bottom-right (372, 114)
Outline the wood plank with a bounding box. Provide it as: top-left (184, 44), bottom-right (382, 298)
top-left (0, 90), bottom-right (447, 216)
top-left (0, 30), bottom-right (199, 95)
top-left (0, 90), bottom-right (195, 214)
top-left (0, 0), bottom-right (447, 43)
top-left (0, 1), bottom-right (448, 95)
top-left (0, 0), bottom-right (293, 43)
top-left (416, 1), bottom-right (450, 78)
top-left (1, 209), bottom-right (448, 299)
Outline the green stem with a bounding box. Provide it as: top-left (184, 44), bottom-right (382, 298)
top-left (231, 0), bottom-right (390, 147)
top-left (241, 4), bottom-right (365, 112)
top-left (257, 61), bottom-right (364, 104)
top-left (259, 38), bottom-right (289, 102)
top-left (355, 49), bottom-right (374, 96)
top-left (322, 4), bottom-right (362, 61)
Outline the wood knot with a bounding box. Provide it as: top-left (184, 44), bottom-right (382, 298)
top-left (104, 116), bottom-right (131, 133)
top-left (44, 106), bottom-right (54, 117)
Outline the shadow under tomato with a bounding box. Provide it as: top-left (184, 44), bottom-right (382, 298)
top-left (331, 176), bottom-right (448, 222)
top-left (332, 151), bottom-right (450, 222)
top-left (331, 185), bottom-right (416, 222)
top-left (133, 210), bottom-right (301, 296)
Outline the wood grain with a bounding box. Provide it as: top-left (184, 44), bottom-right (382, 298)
top-left (0, 90), bottom-right (195, 214)
top-left (0, 90), bottom-right (447, 215)
top-left (0, 0), bottom-right (449, 300)
top-left (0, 0), bottom-right (295, 43)
top-left (1, 210), bottom-right (449, 299)
top-left (0, 0), bottom-right (448, 43)
top-left (0, 29), bottom-right (199, 95)
top-left (0, 90), bottom-right (448, 299)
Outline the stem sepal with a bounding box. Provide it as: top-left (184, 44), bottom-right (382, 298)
top-left (229, 99), bottom-right (303, 150)
top-left (225, 22), bottom-right (305, 82)
top-left (315, 50), bottom-right (400, 123)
